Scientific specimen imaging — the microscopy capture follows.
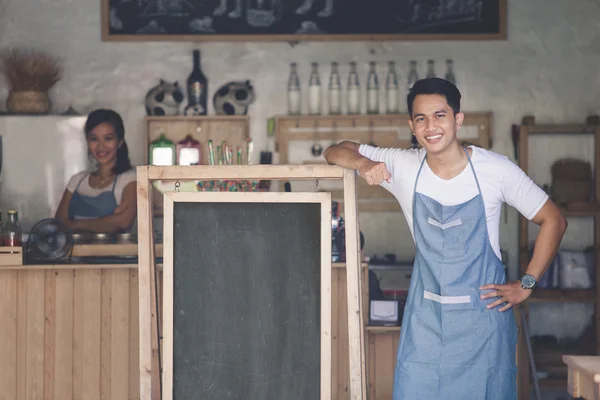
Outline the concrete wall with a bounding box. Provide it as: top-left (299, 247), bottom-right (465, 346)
top-left (1, 0), bottom-right (599, 341)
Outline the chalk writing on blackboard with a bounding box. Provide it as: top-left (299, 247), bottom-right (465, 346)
top-left (395, 0), bottom-right (484, 30)
top-left (103, 0), bottom-right (505, 40)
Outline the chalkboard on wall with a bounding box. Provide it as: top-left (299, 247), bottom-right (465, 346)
top-left (102, 0), bottom-right (507, 42)
top-left (161, 192), bottom-right (332, 400)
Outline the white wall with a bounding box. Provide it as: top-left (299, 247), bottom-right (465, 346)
top-left (1, 0), bottom-right (599, 286)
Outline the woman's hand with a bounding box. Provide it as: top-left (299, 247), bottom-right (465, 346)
top-left (479, 281), bottom-right (533, 312)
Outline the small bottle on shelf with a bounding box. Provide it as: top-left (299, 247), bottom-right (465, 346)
top-left (444, 59), bottom-right (456, 84)
top-left (308, 62), bottom-right (322, 115)
top-left (426, 59), bottom-right (436, 78)
top-left (287, 62), bottom-right (301, 115)
top-left (4, 210), bottom-right (22, 248)
top-left (407, 60), bottom-right (419, 90)
top-left (366, 61), bottom-right (380, 115)
top-left (328, 62), bottom-right (342, 115)
top-left (347, 61), bottom-right (360, 115)
top-left (385, 61), bottom-right (400, 114)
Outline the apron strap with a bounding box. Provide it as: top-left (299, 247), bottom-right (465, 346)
top-left (73, 173), bottom-right (89, 193)
top-left (464, 147), bottom-right (483, 198)
top-left (412, 153), bottom-right (428, 211)
top-left (111, 174), bottom-right (119, 192)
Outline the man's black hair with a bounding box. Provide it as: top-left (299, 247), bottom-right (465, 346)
top-left (407, 77), bottom-right (461, 117)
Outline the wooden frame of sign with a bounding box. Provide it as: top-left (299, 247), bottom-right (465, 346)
top-left (136, 164), bottom-right (366, 400)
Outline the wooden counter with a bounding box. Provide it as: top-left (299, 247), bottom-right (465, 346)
top-left (0, 249), bottom-right (399, 399)
top-left (0, 263), bottom-right (139, 400)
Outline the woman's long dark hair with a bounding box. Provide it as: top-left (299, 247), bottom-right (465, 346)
top-left (84, 108), bottom-right (132, 175)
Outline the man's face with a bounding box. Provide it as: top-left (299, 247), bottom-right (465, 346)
top-left (408, 94), bottom-right (464, 155)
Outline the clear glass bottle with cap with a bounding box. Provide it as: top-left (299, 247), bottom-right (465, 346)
top-left (444, 59), bottom-right (456, 84)
top-left (308, 62), bottom-right (322, 115)
top-left (4, 209), bottom-right (22, 247)
top-left (347, 61), bottom-right (360, 115)
top-left (287, 62), bottom-right (301, 115)
top-left (385, 61), bottom-right (399, 114)
top-left (407, 60), bottom-right (419, 90)
top-left (426, 59), bottom-right (436, 78)
top-left (366, 61), bottom-right (379, 115)
top-left (328, 62), bottom-right (341, 115)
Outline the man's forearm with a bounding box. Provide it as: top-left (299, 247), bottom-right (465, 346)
top-left (526, 217), bottom-right (567, 280)
top-left (323, 141), bottom-right (369, 170)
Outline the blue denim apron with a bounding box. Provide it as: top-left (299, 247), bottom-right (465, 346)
top-left (393, 149), bottom-right (517, 399)
top-left (68, 173), bottom-right (119, 220)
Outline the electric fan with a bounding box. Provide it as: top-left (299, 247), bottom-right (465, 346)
top-left (24, 218), bottom-right (74, 264)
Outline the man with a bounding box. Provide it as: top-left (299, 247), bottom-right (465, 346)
top-left (323, 77), bottom-right (567, 399)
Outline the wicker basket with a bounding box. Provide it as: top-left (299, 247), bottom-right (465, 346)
top-left (6, 90), bottom-right (51, 114)
top-left (551, 159), bottom-right (592, 181)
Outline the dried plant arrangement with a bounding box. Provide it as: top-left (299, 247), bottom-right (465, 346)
top-left (1, 48), bottom-right (62, 91)
top-left (1, 48), bottom-right (63, 113)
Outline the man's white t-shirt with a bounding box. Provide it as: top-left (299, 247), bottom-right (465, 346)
top-left (358, 145), bottom-right (549, 259)
top-left (66, 169), bottom-right (137, 205)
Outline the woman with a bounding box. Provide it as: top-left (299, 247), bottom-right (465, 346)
top-left (56, 108), bottom-right (137, 233)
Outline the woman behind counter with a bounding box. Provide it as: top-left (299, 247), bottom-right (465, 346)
top-left (56, 108), bottom-right (137, 233)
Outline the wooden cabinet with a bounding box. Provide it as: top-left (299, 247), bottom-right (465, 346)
top-left (143, 115), bottom-right (250, 215)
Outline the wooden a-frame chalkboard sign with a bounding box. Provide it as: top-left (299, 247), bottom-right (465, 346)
top-left (102, 0), bottom-right (507, 42)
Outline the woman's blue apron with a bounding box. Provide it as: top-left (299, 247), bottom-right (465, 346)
top-left (68, 173), bottom-right (119, 220)
top-left (393, 149), bottom-right (517, 399)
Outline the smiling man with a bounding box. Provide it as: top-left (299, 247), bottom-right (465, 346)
top-left (323, 77), bottom-right (567, 399)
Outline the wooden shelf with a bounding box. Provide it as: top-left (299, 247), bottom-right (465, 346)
top-left (529, 288), bottom-right (596, 303)
top-left (537, 378), bottom-right (567, 389)
top-left (145, 115), bottom-right (249, 122)
top-left (273, 112), bottom-right (493, 213)
top-left (366, 326), bottom-right (400, 333)
top-left (517, 115), bottom-right (600, 400)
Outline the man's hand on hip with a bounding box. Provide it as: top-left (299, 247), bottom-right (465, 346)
top-left (479, 281), bottom-right (533, 312)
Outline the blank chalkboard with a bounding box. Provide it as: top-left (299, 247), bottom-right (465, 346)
top-left (165, 195), bottom-right (329, 399)
top-left (102, 0), bottom-right (506, 41)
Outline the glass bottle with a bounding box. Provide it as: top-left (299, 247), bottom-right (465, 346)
top-left (407, 60), bottom-right (419, 90)
top-left (385, 61), bottom-right (399, 114)
top-left (185, 49), bottom-right (208, 115)
top-left (4, 210), bottom-right (22, 247)
top-left (328, 62), bottom-right (341, 115)
top-left (366, 61), bottom-right (379, 115)
top-left (426, 59), bottom-right (436, 78)
top-left (347, 61), bottom-right (360, 115)
top-left (308, 62), bottom-right (322, 115)
top-left (445, 59), bottom-right (456, 84)
top-left (287, 62), bottom-right (301, 115)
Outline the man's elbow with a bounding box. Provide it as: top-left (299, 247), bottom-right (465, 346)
top-left (557, 214), bottom-right (568, 235)
top-left (323, 141), bottom-right (358, 163)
